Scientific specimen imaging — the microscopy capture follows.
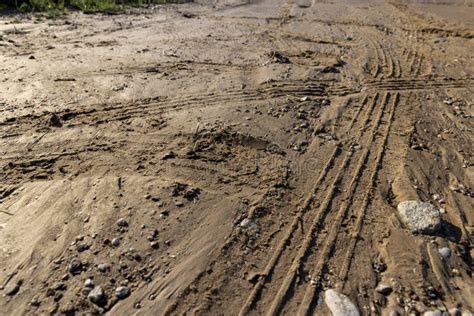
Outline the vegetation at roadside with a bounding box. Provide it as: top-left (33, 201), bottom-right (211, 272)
top-left (0, 0), bottom-right (190, 14)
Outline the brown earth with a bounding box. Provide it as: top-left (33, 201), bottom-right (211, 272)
top-left (0, 0), bottom-right (473, 315)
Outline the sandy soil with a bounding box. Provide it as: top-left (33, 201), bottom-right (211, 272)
top-left (0, 0), bottom-right (473, 315)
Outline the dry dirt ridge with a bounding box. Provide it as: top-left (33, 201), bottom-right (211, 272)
top-left (0, 0), bottom-right (473, 315)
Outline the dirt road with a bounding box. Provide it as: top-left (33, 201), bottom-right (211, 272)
top-left (0, 0), bottom-right (473, 315)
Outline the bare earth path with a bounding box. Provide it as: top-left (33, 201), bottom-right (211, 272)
top-left (0, 0), bottom-right (473, 315)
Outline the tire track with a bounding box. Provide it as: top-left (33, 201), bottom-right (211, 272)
top-left (239, 92), bottom-right (382, 314)
top-left (240, 92), bottom-right (385, 315)
top-left (267, 93), bottom-right (392, 315)
top-left (345, 95), bottom-right (368, 132)
top-left (265, 148), bottom-right (353, 316)
top-left (297, 92), bottom-right (396, 316)
top-left (238, 145), bottom-right (340, 316)
top-left (338, 92), bottom-right (401, 285)
top-left (2, 77), bottom-right (472, 134)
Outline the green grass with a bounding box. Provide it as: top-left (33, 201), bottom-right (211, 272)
top-left (0, 0), bottom-right (190, 14)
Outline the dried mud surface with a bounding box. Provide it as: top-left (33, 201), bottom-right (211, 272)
top-left (0, 0), bottom-right (473, 315)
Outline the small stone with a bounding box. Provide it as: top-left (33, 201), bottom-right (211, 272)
top-left (324, 289), bottom-right (360, 316)
top-left (111, 238), bottom-right (121, 247)
top-left (59, 303), bottom-right (75, 314)
top-left (4, 281), bottom-right (21, 296)
top-left (48, 303), bottom-right (59, 314)
top-left (161, 151), bottom-right (175, 160)
top-left (448, 308), bottom-right (461, 316)
top-left (116, 218), bottom-right (128, 227)
top-left (424, 311), bottom-right (442, 316)
top-left (115, 286), bottom-right (131, 299)
top-left (97, 263), bottom-right (109, 272)
top-left (68, 258), bottom-right (82, 274)
top-left (87, 286), bottom-right (106, 306)
top-left (52, 282), bottom-right (67, 291)
top-left (240, 218), bottom-right (251, 228)
top-left (415, 302), bottom-right (428, 313)
top-left (30, 297), bottom-right (40, 306)
top-left (84, 279), bottom-right (94, 288)
top-left (53, 292), bottom-right (63, 302)
top-left (397, 201), bottom-right (442, 234)
top-left (438, 247), bottom-right (451, 258)
top-left (174, 201), bottom-right (184, 207)
top-left (150, 241), bottom-right (160, 249)
top-left (375, 283), bottom-right (392, 295)
top-left (296, 112), bottom-right (307, 119)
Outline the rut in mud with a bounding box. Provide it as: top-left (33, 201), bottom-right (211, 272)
top-left (0, 0), bottom-right (473, 315)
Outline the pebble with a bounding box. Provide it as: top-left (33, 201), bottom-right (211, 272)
top-left (240, 218), bottom-right (251, 228)
top-left (150, 241), bottom-right (160, 249)
top-left (30, 297), bottom-right (40, 306)
top-left (4, 281), bottom-right (21, 296)
top-left (97, 263), bottom-right (109, 272)
top-left (87, 286), bottom-right (106, 306)
top-left (116, 218), bottom-right (129, 227)
top-left (438, 247), bottom-right (452, 258)
top-left (111, 238), bottom-right (121, 247)
top-left (449, 308), bottom-right (461, 316)
top-left (52, 282), bottom-right (67, 291)
top-left (324, 289), bottom-right (360, 316)
top-left (59, 303), bottom-right (75, 314)
top-left (424, 311), bottom-right (442, 316)
top-left (68, 258), bottom-right (83, 274)
top-left (375, 283), bottom-right (392, 295)
top-left (48, 303), bottom-right (59, 314)
top-left (397, 201), bottom-right (442, 234)
top-left (115, 286), bottom-right (131, 299)
top-left (84, 279), bottom-right (94, 288)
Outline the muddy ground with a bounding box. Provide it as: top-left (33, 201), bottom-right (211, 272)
top-left (0, 0), bottom-right (473, 315)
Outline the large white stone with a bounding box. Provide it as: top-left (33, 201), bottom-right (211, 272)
top-left (325, 289), bottom-right (360, 316)
top-left (397, 201), bottom-right (442, 234)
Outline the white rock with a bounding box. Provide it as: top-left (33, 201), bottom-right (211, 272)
top-left (397, 201), bottom-right (442, 234)
top-left (438, 247), bottom-right (451, 258)
top-left (84, 279), bottom-right (94, 288)
top-left (424, 311), bottom-right (442, 316)
top-left (87, 286), bottom-right (105, 305)
top-left (115, 286), bottom-right (131, 299)
top-left (325, 289), bottom-right (360, 316)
